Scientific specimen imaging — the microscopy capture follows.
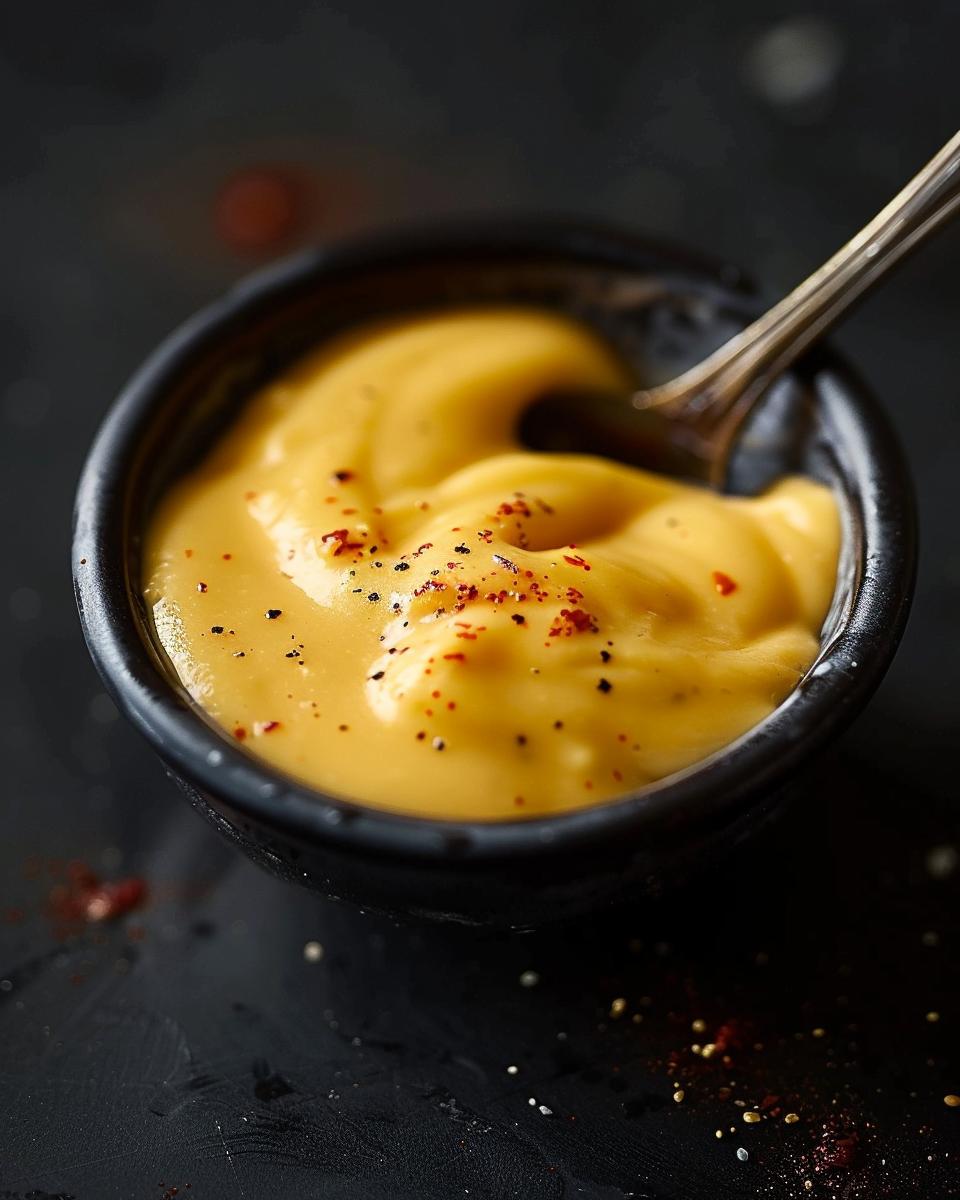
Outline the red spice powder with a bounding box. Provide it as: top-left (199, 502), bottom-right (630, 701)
top-left (321, 528), bottom-right (363, 557)
top-left (563, 554), bottom-right (591, 571)
top-left (413, 580), bottom-right (447, 596)
top-left (48, 862), bottom-right (147, 924)
top-left (549, 608), bottom-right (598, 637)
top-left (712, 570), bottom-right (738, 596)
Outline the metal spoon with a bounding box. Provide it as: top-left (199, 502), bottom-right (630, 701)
top-left (522, 130), bottom-right (960, 487)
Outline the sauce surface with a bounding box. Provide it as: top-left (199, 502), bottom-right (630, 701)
top-left (144, 309), bottom-right (840, 819)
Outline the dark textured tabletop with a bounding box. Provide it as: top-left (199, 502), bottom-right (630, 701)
top-left (2, 2), bottom-right (959, 1196)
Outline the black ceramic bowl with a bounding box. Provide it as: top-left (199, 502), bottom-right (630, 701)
top-left (73, 221), bottom-right (915, 927)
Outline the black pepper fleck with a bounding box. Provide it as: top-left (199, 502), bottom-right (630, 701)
top-left (265, 609), bottom-right (282, 619)
top-left (454, 544), bottom-right (471, 554)
top-left (511, 614), bottom-right (526, 625)
top-left (394, 562), bottom-right (410, 572)
top-left (597, 678), bottom-right (613, 693)
top-left (210, 626), bottom-right (224, 634)
top-left (368, 592), bottom-right (380, 602)
top-left (600, 649), bottom-right (611, 663)
top-left (370, 671), bottom-right (385, 681)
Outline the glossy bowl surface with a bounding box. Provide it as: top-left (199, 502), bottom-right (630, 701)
top-left (73, 221), bottom-right (915, 925)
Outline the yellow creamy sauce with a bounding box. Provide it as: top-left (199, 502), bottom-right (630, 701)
top-left (144, 309), bottom-right (841, 819)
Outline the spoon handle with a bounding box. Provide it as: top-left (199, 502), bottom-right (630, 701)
top-left (640, 130), bottom-right (960, 476)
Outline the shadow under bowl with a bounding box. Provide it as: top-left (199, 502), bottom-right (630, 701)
top-left (73, 220), bottom-right (915, 927)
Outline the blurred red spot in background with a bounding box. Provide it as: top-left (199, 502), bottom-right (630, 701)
top-left (48, 860), bottom-right (147, 925)
top-left (215, 167), bottom-right (305, 254)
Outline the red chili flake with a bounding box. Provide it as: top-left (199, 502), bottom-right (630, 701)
top-left (321, 528), bottom-right (363, 557)
top-left (413, 580), bottom-right (447, 596)
top-left (456, 631), bottom-right (478, 640)
top-left (514, 796), bottom-right (525, 807)
top-left (511, 614), bottom-right (526, 625)
top-left (549, 608), bottom-right (598, 637)
top-left (51, 872), bottom-right (147, 925)
top-left (197, 581), bottom-right (208, 593)
top-left (416, 731), bottom-right (426, 740)
top-left (712, 570), bottom-right (738, 596)
top-left (185, 549), bottom-right (193, 558)
top-left (412, 542), bottom-right (434, 557)
top-left (332, 469), bottom-right (355, 484)
top-left (492, 553), bottom-right (519, 573)
top-left (712, 1021), bottom-right (744, 1054)
top-left (341, 507), bottom-right (358, 515)
top-left (563, 554), bottom-right (591, 571)
top-left (612, 769), bottom-right (623, 782)
top-left (258, 721), bottom-right (281, 734)
top-left (443, 653), bottom-right (465, 662)
top-left (565, 586), bottom-right (584, 603)
top-left (447, 701), bottom-right (456, 710)
top-left (338, 724), bottom-right (349, 732)
top-left (215, 166), bottom-right (304, 254)
top-left (245, 491), bottom-right (258, 501)
top-left (234, 727), bottom-right (247, 740)
top-left (477, 529), bottom-right (493, 543)
top-left (496, 498), bottom-right (531, 519)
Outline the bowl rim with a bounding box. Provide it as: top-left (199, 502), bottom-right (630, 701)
top-left (72, 218), bottom-right (916, 864)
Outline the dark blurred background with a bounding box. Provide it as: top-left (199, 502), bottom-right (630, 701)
top-left (1, 3), bottom-right (958, 1197)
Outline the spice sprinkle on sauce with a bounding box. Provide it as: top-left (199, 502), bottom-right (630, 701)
top-left (144, 309), bottom-right (840, 818)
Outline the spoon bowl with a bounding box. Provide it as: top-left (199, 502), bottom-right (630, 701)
top-left (523, 131), bottom-right (960, 488)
